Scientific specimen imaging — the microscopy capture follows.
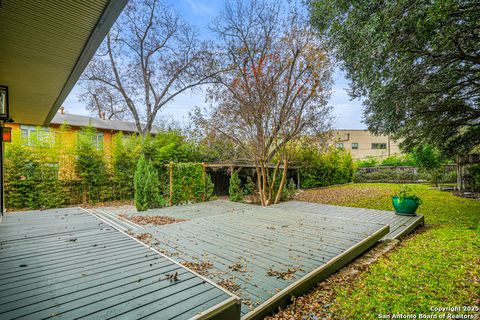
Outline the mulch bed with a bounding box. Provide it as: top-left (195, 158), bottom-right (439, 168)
top-left (119, 214), bottom-right (188, 226)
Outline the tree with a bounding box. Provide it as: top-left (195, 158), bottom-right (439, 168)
top-left (79, 82), bottom-right (127, 120)
top-left (82, 0), bottom-right (220, 134)
top-left (134, 154), bottom-right (162, 211)
top-left (411, 144), bottom-right (445, 187)
top-left (229, 170), bottom-right (243, 202)
top-left (196, 0), bottom-right (332, 206)
top-left (311, 0), bottom-right (480, 156)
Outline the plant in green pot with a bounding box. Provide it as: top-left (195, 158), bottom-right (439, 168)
top-left (392, 185), bottom-right (422, 216)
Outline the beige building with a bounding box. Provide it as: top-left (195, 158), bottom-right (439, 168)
top-left (330, 130), bottom-right (402, 159)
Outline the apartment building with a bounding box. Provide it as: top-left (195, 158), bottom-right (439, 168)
top-left (330, 130), bottom-right (402, 159)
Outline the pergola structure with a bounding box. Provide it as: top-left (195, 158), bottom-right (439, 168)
top-left (0, 0), bottom-right (128, 217)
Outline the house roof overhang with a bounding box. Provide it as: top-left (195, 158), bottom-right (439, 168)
top-left (0, 0), bottom-right (128, 126)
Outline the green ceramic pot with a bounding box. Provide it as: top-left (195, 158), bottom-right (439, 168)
top-left (392, 196), bottom-right (419, 216)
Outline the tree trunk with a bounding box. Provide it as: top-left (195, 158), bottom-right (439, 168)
top-left (255, 165), bottom-right (265, 206)
top-left (274, 159), bottom-right (288, 204)
top-left (260, 163), bottom-right (268, 206)
top-left (169, 162), bottom-right (173, 206)
top-left (268, 160), bottom-right (280, 204)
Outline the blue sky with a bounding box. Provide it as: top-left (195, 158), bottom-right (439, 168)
top-left (64, 0), bottom-right (365, 129)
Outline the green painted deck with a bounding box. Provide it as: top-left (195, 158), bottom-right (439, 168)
top-left (272, 201), bottom-right (424, 240)
top-left (0, 207), bottom-right (240, 320)
top-left (95, 201), bottom-right (396, 319)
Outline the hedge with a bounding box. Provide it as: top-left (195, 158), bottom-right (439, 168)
top-left (354, 169), bottom-right (457, 184)
top-left (4, 126), bottom-right (213, 210)
top-left (298, 147), bottom-right (355, 188)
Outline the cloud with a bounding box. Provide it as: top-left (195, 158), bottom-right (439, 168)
top-left (184, 0), bottom-right (215, 15)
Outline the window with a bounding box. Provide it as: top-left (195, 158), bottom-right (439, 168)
top-left (77, 131), bottom-right (104, 150)
top-left (92, 132), bottom-right (104, 150)
top-left (21, 125), bottom-right (50, 145)
top-left (351, 143), bottom-right (358, 150)
top-left (371, 143), bottom-right (387, 150)
top-left (335, 142), bottom-right (344, 149)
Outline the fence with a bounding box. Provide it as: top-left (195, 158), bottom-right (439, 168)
top-left (5, 162), bottom-right (214, 210)
top-left (354, 165), bottom-right (457, 184)
top-left (356, 165), bottom-right (456, 174)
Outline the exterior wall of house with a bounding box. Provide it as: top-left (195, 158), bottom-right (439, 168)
top-left (5, 122), bottom-right (116, 158)
top-left (331, 130), bottom-right (402, 160)
top-left (4, 122), bottom-right (121, 180)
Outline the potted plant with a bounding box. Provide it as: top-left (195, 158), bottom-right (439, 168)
top-left (392, 185), bottom-right (422, 216)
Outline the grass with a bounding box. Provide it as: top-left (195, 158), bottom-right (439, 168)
top-left (274, 183), bottom-right (480, 319)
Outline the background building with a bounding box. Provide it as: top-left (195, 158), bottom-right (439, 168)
top-left (5, 107), bottom-right (158, 156)
top-left (331, 130), bottom-right (402, 159)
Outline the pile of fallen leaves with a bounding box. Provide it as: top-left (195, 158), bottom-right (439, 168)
top-left (265, 239), bottom-right (401, 320)
top-left (267, 266), bottom-right (304, 280)
top-left (218, 279), bottom-right (241, 292)
top-left (180, 261), bottom-right (213, 275)
top-left (119, 214), bottom-right (188, 226)
top-left (135, 233), bottom-right (153, 243)
top-left (228, 263), bottom-right (246, 272)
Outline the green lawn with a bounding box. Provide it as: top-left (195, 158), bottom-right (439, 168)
top-left (278, 183), bottom-right (480, 319)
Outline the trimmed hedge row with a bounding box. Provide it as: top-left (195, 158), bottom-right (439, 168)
top-left (354, 169), bottom-right (457, 183)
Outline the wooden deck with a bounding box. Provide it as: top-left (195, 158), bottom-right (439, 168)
top-left (96, 201), bottom-right (393, 319)
top-left (0, 207), bottom-right (240, 320)
top-left (273, 201), bottom-right (424, 240)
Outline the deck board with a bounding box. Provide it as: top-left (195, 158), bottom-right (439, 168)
top-left (104, 201), bottom-right (391, 318)
top-left (0, 208), bottom-right (240, 320)
top-left (272, 200), bottom-right (424, 240)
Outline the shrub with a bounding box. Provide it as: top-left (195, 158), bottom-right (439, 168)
top-left (143, 131), bottom-right (200, 166)
top-left (205, 174), bottom-right (215, 201)
top-left (280, 178), bottom-right (297, 201)
top-left (134, 155), bottom-right (162, 211)
top-left (411, 144), bottom-right (445, 186)
top-left (229, 170), bottom-right (243, 202)
top-left (243, 176), bottom-right (255, 195)
top-left (354, 170), bottom-right (420, 183)
top-left (111, 133), bottom-right (142, 200)
top-left (171, 163), bottom-right (212, 205)
top-left (4, 129), bottom-right (67, 209)
top-left (4, 125), bottom-right (215, 209)
top-left (356, 157), bottom-right (378, 167)
top-left (465, 164), bottom-right (480, 191)
top-left (357, 155), bottom-right (416, 168)
top-left (75, 127), bottom-right (110, 202)
top-left (380, 155), bottom-right (416, 167)
top-left (354, 168), bottom-right (456, 184)
top-left (298, 147), bottom-right (355, 188)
